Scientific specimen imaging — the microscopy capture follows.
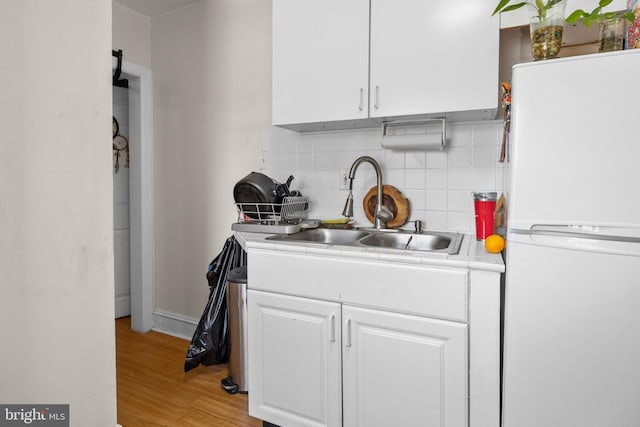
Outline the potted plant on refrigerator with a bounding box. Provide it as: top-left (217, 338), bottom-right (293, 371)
top-left (493, 0), bottom-right (568, 60)
top-left (566, 0), bottom-right (635, 51)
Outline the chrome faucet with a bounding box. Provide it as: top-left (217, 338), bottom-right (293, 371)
top-left (341, 156), bottom-right (394, 229)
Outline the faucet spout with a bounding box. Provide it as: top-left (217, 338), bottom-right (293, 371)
top-left (342, 156), bottom-right (393, 229)
top-left (341, 192), bottom-right (354, 218)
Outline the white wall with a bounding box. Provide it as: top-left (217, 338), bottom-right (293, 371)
top-left (0, 1), bottom-right (117, 426)
top-left (151, 0), bottom-right (272, 319)
top-left (263, 122), bottom-right (509, 234)
top-left (112, 1), bottom-right (151, 68)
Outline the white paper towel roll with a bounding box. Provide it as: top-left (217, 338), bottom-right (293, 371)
top-left (381, 131), bottom-right (444, 151)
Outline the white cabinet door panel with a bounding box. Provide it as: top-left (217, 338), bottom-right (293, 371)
top-left (342, 305), bottom-right (468, 427)
top-left (248, 290), bottom-right (342, 427)
top-left (272, 0), bottom-right (369, 125)
top-left (369, 0), bottom-right (498, 118)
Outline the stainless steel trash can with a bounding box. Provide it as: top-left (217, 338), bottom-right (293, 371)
top-left (224, 266), bottom-right (248, 394)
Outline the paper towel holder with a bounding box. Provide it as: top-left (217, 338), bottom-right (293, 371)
top-left (381, 118), bottom-right (447, 151)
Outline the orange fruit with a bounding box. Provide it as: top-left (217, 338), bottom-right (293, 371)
top-left (484, 234), bottom-right (505, 254)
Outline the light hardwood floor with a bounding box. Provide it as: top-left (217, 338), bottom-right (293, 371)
top-left (116, 317), bottom-right (263, 427)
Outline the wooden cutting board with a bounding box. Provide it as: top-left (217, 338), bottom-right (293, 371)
top-left (363, 184), bottom-right (410, 228)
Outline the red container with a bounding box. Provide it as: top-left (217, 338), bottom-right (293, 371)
top-left (473, 192), bottom-right (497, 241)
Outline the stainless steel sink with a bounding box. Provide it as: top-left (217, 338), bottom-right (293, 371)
top-left (359, 231), bottom-right (463, 254)
top-left (266, 227), bottom-right (464, 255)
top-left (266, 228), bottom-right (371, 244)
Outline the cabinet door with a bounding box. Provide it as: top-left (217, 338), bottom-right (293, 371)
top-left (342, 305), bottom-right (468, 427)
top-left (369, 0), bottom-right (498, 118)
top-left (272, 0), bottom-right (369, 125)
top-left (248, 290), bottom-right (342, 427)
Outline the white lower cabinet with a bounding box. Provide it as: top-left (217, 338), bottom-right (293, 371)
top-left (249, 290), bottom-right (468, 427)
top-left (246, 247), bottom-right (501, 427)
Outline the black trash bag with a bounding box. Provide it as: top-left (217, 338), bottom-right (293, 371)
top-left (184, 236), bottom-right (247, 372)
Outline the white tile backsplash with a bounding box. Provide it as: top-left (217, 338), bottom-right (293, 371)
top-left (262, 121), bottom-right (509, 234)
top-left (425, 189), bottom-right (447, 211)
top-left (404, 189), bottom-right (427, 211)
top-left (405, 151), bottom-right (426, 169)
top-left (426, 150), bottom-right (448, 169)
top-left (426, 169), bottom-right (447, 190)
top-left (448, 147), bottom-right (472, 168)
top-left (473, 145), bottom-right (498, 168)
top-left (383, 149), bottom-right (406, 169)
top-left (404, 169), bottom-right (426, 189)
top-left (447, 168), bottom-right (471, 190)
top-left (448, 190), bottom-right (472, 212)
top-left (448, 123), bottom-right (472, 147)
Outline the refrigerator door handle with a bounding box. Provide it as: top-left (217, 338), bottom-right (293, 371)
top-left (527, 224), bottom-right (640, 243)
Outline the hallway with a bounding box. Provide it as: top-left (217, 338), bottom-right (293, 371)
top-left (116, 317), bottom-right (262, 426)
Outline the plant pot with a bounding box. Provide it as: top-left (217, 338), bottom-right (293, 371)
top-left (599, 17), bottom-right (625, 52)
top-left (528, 0), bottom-right (567, 60)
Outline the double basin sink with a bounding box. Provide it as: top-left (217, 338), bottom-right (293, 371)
top-left (266, 227), bottom-right (464, 255)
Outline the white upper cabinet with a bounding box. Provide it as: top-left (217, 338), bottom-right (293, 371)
top-left (369, 0), bottom-right (499, 118)
top-left (272, 0), bottom-right (369, 126)
top-left (272, 0), bottom-right (499, 130)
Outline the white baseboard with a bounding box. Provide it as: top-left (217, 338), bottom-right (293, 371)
top-left (152, 309), bottom-right (198, 341)
top-left (114, 295), bottom-right (131, 318)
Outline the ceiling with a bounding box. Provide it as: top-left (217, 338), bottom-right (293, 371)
top-left (114, 0), bottom-right (201, 17)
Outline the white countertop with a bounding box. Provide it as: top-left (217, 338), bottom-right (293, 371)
top-left (234, 229), bottom-right (504, 273)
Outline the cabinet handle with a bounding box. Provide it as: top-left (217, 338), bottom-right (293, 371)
top-left (358, 88), bottom-right (364, 112)
top-left (346, 318), bottom-right (352, 347)
top-left (330, 314), bottom-right (335, 343)
top-left (374, 85), bottom-right (379, 110)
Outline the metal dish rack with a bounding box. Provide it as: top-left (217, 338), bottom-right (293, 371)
top-left (235, 196), bottom-right (310, 223)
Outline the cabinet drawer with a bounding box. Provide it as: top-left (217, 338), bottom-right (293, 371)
top-left (248, 249), bottom-right (468, 322)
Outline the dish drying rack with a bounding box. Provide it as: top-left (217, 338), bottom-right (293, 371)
top-left (232, 196), bottom-right (311, 234)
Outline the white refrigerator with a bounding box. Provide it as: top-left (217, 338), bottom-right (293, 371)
top-left (502, 50), bottom-right (640, 427)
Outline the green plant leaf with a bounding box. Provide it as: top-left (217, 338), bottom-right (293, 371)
top-left (492, 0), bottom-right (512, 15)
top-left (598, 0), bottom-right (613, 8)
top-left (623, 11), bottom-right (636, 22)
top-left (544, 0), bottom-right (563, 10)
top-left (583, 13), bottom-right (597, 27)
top-left (535, 0), bottom-right (546, 18)
top-left (501, 2), bottom-right (527, 12)
top-left (566, 9), bottom-right (586, 23)
top-left (603, 11), bottom-right (616, 20)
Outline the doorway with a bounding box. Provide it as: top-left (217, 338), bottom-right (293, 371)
top-left (113, 85), bottom-right (131, 318)
top-left (112, 59), bottom-right (154, 332)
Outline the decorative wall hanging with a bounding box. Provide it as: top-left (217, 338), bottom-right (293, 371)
top-left (499, 82), bottom-right (511, 163)
top-left (112, 116), bottom-right (129, 172)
